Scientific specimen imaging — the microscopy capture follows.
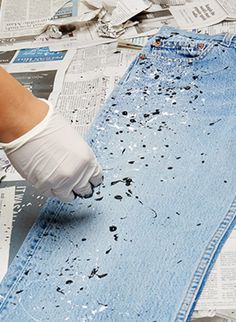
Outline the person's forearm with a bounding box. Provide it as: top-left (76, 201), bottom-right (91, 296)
top-left (0, 67), bottom-right (48, 143)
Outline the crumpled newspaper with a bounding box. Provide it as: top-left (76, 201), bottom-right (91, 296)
top-left (44, 0), bottom-right (102, 39)
top-left (96, 8), bottom-right (137, 38)
top-left (44, 24), bottom-right (76, 39)
top-left (44, 0), bottom-right (186, 40)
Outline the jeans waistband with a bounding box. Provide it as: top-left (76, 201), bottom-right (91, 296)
top-left (157, 26), bottom-right (236, 48)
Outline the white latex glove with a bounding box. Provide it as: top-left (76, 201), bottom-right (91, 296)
top-left (1, 100), bottom-right (103, 202)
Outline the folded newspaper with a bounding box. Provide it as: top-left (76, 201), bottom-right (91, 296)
top-left (170, 0), bottom-right (236, 29)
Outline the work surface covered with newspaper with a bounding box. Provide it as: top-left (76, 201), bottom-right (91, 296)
top-left (0, 1), bottom-right (236, 321)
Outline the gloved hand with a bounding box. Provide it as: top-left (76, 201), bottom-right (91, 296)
top-left (1, 100), bottom-right (103, 202)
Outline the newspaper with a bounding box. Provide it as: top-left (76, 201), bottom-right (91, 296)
top-left (53, 0), bottom-right (79, 19)
top-left (198, 20), bottom-right (236, 34)
top-left (84, 0), bottom-right (103, 9)
top-left (0, 179), bottom-right (45, 266)
top-left (0, 186), bottom-right (15, 282)
top-left (0, 164), bottom-right (45, 268)
top-left (193, 317), bottom-right (235, 322)
top-left (150, 0), bottom-right (186, 5)
top-left (110, 0), bottom-right (150, 26)
top-left (0, 0), bottom-right (78, 51)
top-left (218, 0), bottom-right (236, 20)
top-left (0, 46), bottom-right (73, 65)
top-left (0, 1), bottom-right (171, 52)
top-left (218, 310), bottom-right (236, 320)
top-left (195, 227), bottom-right (236, 310)
top-left (4, 48), bottom-right (75, 106)
top-left (0, 0), bottom-right (68, 38)
top-left (50, 2), bottom-right (175, 50)
top-left (0, 149), bottom-right (22, 182)
top-left (121, 9), bottom-right (177, 38)
top-left (170, 0), bottom-right (228, 29)
top-left (49, 21), bottom-right (118, 51)
top-left (192, 310), bottom-right (236, 321)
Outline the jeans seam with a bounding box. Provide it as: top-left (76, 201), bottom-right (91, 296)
top-left (148, 42), bottom-right (215, 63)
top-left (0, 200), bottom-right (63, 313)
top-left (175, 195), bottom-right (236, 322)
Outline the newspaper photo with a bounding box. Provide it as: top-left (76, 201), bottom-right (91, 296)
top-left (4, 48), bottom-right (75, 105)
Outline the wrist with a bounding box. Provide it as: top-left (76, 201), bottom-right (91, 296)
top-left (0, 97), bottom-right (49, 143)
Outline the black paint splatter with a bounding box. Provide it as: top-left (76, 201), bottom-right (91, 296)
top-left (114, 195), bottom-right (123, 200)
top-left (56, 287), bottom-right (65, 295)
top-left (109, 226), bottom-right (117, 232)
top-left (105, 247), bottom-right (112, 254)
top-left (89, 267), bottom-right (99, 279)
top-left (209, 119), bottom-right (221, 126)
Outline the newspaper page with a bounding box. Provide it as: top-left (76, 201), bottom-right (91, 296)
top-left (0, 149), bottom-right (23, 181)
top-left (0, 46), bottom-right (73, 65)
top-left (194, 309), bottom-right (236, 319)
top-left (218, 310), bottom-right (236, 320)
top-left (195, 227), bottom-right (236, 310)
top-left (11, 46), bottom-right (74, 65)
top-left (56, 42), bottom-right (137, 135)
top-left (0, 28), bottom-right (78, 51)
top-left (49, 21), bottom-right (117, 51)
top-left (50, 7), bottom-right (175, 51)
top-left (4, 48), bottom-right (75, 106)
top-left (0, 0), bottom-right (78, 51)
top-left (110, 0), bottom-right (150, 26)
top-left (120, 35), bottom-right (149, 47)
top-left (0, 159), bottom-right (45, 267)
top-left (0, 180), bottom-right (45, 266)
top-left (218, 0), bottom-right (236, 20)
top-left (192, 309), bottom-right (236, 321)
top-left (169, 0), bottom-right (228, 29)
top-left (122, 9), bottom-right (177, 38)
top-left (150, 0), bottom-right (186, 6)
top-left (0, 0), bottom-right (68, 38)
top-left (53, 0), bottom-right (79, 19)
top-left (198, 21), bottom-right (236, 35)
top-left (168, 0), bottom-right (186, 4)
top-left (192, 316), bottom-right (236, 321)
top-left (0, 187), bottom-right (15, 282)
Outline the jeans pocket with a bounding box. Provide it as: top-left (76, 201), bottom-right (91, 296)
top-left (149, 36), bottom-right (214, 62)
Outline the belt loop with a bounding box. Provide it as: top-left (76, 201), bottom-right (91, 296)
top-left (222, 33), bottom-right (234, 47)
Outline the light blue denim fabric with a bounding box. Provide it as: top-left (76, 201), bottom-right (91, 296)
top-left (0, 26), bottom-right (236, 322)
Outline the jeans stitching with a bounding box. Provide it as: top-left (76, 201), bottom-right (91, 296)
top-left (0, 200), bottom-right (63, 312)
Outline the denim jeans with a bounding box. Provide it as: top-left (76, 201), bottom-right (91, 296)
top-left (0, 26), bottom-right (236, 322)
